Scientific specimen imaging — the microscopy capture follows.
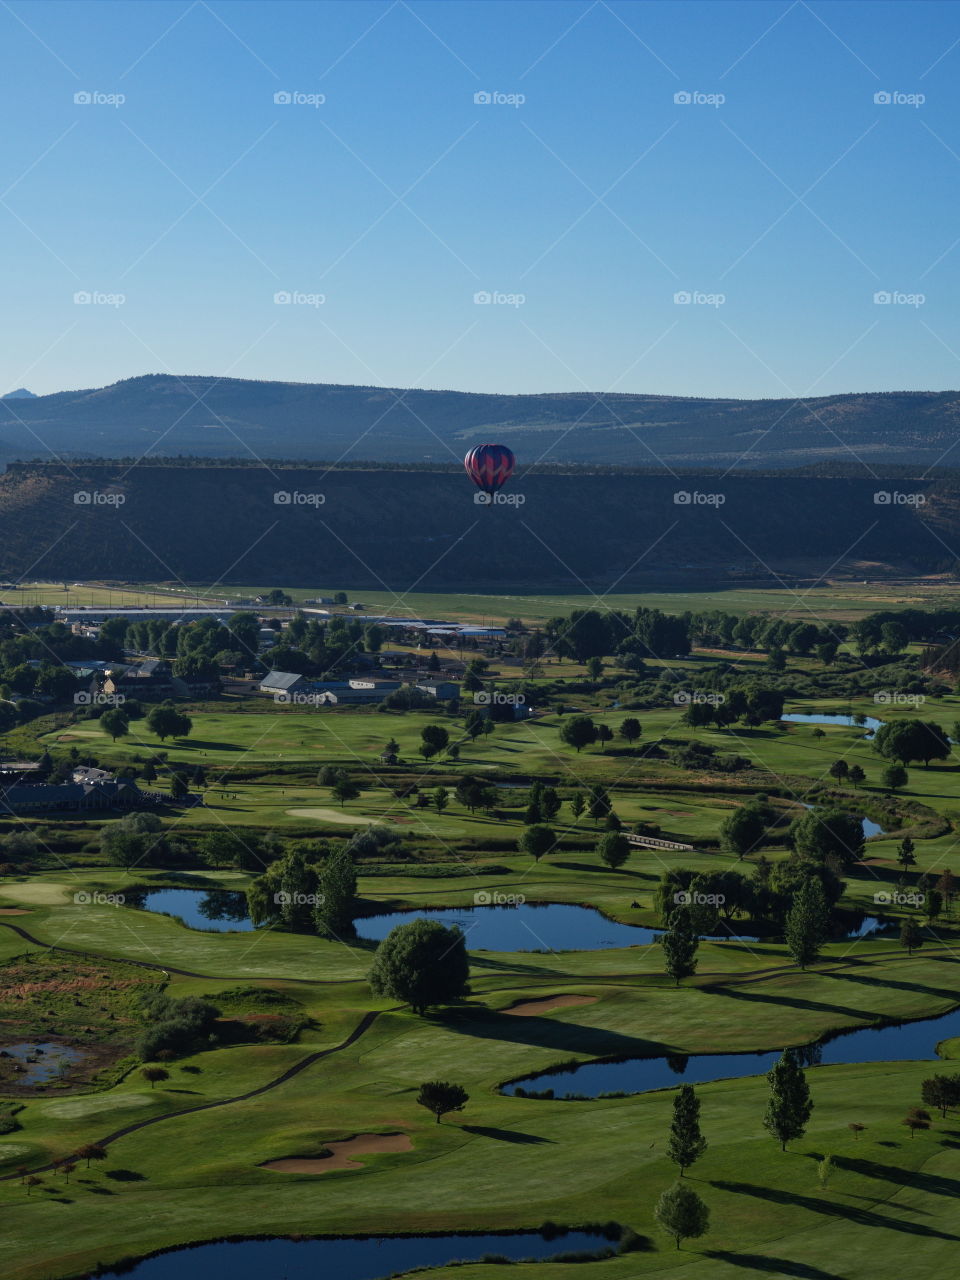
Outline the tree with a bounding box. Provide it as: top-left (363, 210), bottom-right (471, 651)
top-left (785, 876), bottom-right (829, 969)
top-left (75, 1143), bottom-right (107, 1168)
top-left (24, 1175), bottom-right (42, 1195)
top-left (416, 1080), bottom-right (469, 1124)
top-left (100, 708), bottom-right (129, 741)
top-left (146, 702), bottom-right (192, 741)
top-left (141, 1066), bottom-right (170, 1089)
top-left (60, 1161), bottom-right (77, 1183)
top-left (828, 759), bottom-right (849, 783)
top-left (331, 775), bottom-right (360, 808)
top-left (518, 824), bottom-right (555, 863)
top-left (790, 807), bottom-right (864, 869)
top-left (620, 717), bottom-right (642, 744)
top-left (921, 1074), bottom-right (960, 1118)
top-left (569, 792), bottom-right (585, 821)
top-left (596, 723), bottom-right (614, 752)
top-left (597, 831), bottom-right (631, 871)
top-left (667, 1084), bottom-right (707, 1176)
top-left (368, 919), bottom-right (469, 1015)
top-left (588, 785), bottom-right (611, 825)
top-left (654, 1182), bottom-right (710, 1251)
top-left (882, 763), bottom-right (908, 793)
top-left (903, 1108), bottom-right (931, 1138)
top-left (847, 1122), bottom-right (866, 1141)
top-left (432, 786), bottom-right (450, 816)
top-left (540, 787), bottom-right (561, 821)
top-left (817, 1155), bottom-right (834, 1189)
top-left (874, 719), bottom-right (950, 768)
top-left (936, 869), bottom-right (957, 912)
top-left (421, 724), bottom-right (449, 756)
top-left (925, 889), bottom-right (943, 922)
top-left (719, 804), bottom-right (766, 860)
top-left (900, 919), bottom-right (923, 955)
top-left (896, 837), bottom-right (917, 871)
top-left (559, 715), bottom-right (597, 752)
top-left (315, 846), bottom-right (358, 939)
top-left (764, 1051), bottom-right (813, 1150)
top-left (660, 908), bottom-right (699, 985)
top-left (169, 772), bottom-right (188, 801)
top-left (585, 655), bottom-right (603, 681)
top-left (847, 764), bottom-right (865, 788)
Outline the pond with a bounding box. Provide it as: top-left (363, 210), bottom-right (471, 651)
top-left (354, 903), bottom-right (654, 951)
top-left (0, 1042), bottom-right (84, 1084)
top-left (782, 712), bottom-right (883, 734)
top-left (130, 889), bottom-right (255, 933)
top-left (504, 1003), bottom-right (960, 1099)
top-left (93, 1229), bottom-right (612, 1279)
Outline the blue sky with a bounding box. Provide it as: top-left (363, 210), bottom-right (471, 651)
top-left (2, 0), bottom-right (959, 399)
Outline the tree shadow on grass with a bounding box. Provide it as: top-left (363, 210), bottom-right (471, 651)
top-left (710, 984), bottom-right (877, 1022)
top-left (830, 969), bottom-right (960, 1003)
top-left (833, 1154), bottom-right (960, 1197)
top-left (704, 1251), bottom-right (843, 1279)
top-left (460, 1124), bottom-right (554, 1144)
top-left (105, 1170), bottom-right (146, 1182)
top-left (437, 1005), bottom-right (662, 1059)
top-left (710, 1180), bottom-right (959, 1240)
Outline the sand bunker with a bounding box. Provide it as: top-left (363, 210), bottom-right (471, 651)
top-left (504, 994), bottom-right (597, 1017)
top-left (0, 908), bottom-right (29, 915)
top-left (262, 1132), bottom-right (412, 1173)
top-left (285, 808), bottom-right (369, 824)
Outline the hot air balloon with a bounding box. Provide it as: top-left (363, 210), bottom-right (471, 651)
top-left (464, 444), bottom-right (516, 504)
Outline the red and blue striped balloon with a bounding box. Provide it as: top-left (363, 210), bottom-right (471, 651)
top-left (464, 443), bottom-right (516, 496)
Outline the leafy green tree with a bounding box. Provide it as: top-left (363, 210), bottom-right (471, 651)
top-left (828, 760), bottom-right (848, 783)
top-left (900, 918), bottom-right (923, 955)
top-left (596, 723), bottom-right (614, 751)
top-left (620, 717), bottom-right (642, 743)
top-left (569, 792), bottom-right (586, 821)
top-left (789, 807), bottom-right (864, 869)
top-left (585, 656), bottom-right (603, 680)
top-left (921, 1074), bottom-right (960, 1118)
top-left (719, 804), bottom-right (766, 860)
top-left (847, 764), bottom-right (865, 788)
top-left (169, 772), bottom-right (188, 800)
top-left (785, 875), bottom-right (829, 969)
top-left (416, 1080), bottom-right (469, 1124)
top-left (654, 1182), bottom-right (710, 1251)
top-left (588, 785), bottom-right (611, 824)
top-left (518, 824), bottom-right (555, 863)
top-left (100, 708), bottom-right (129, 741)
top-left (667, 1085), bottom-right (707, 1176)
top-left (369, 919), bottom-right (469, 1015)
top-left (882, 763), bottom-right (908, 792)
top-left (141, 1066), bottom-right (170, 1089)
top-left (764, 1051), bottom-right (813, 1150)
top-left (660, 907), bottom-right (699, 985)
top-left (331, 775), bottom-right (360, 807)
top-left (559, 715), bottom-right (597, 752)
top-left (146, 702), bottom-right (192, 741)
top-left (875, 719), bottom-right (950, 768)
top-left (421, 724), bottom-right (449, 756)
top-left (597, 831), bottom-right (631, 871)
top-left (432, 786), bottom-right (449, 816)
top-left (315, 845), bottom-right (358, 938)
top-left (540, 786), bottom-right (561, 821)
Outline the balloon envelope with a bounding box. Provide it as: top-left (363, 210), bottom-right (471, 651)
top-left (464, 444), bottom-right (516, 495)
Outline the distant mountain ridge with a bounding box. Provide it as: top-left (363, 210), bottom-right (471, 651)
top-left (1, 374), bottom-right (959, 469)
top-left (1, 388), bottom-right (37, 400)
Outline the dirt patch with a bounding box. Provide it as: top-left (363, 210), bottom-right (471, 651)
top-left (0, 908), bottom-right (29, 915)
top-left (504, 994), bottom-right (597, 1017)
top-left (262, 1132), bottom-right (412, 1173)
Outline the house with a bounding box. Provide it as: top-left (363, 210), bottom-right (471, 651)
top-left (0, 778), bottom-right (142, 815)
top-left (415, 681), bottom-right (461, 701)
top-left (379, 749), bottom-right (400, 765)
top-left (103, 660), bottom-right (175, 700)
top-left (260, 671), bottom-right (311, 697)
top-left (172, 675), bottom-right (220, 699)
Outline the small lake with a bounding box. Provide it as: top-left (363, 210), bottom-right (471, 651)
top-left (504, 1003), bottom-right (960, 1098)
top-left (0, 1042), bottom-right (84, 1084)
top-left (355, 903), bottom-right (653, 951)
top-left (131, 889), bottom-right (255, 933)
top-left (782, 712), bottom-right (883, 733)
top-left (93, 1229), bottom-right (611, 1279)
